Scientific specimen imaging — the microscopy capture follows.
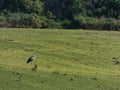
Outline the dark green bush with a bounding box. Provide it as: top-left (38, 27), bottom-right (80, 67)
top-left (3, 13), bottom-right (61, 28)
top-left (0, 0), bottom-right (119, 30)
top-left (2, 0), bottom-right (43, 14)
top-left (60, 20), bottom-right (72, 29)
top-left (6, 13), bottom-right (43, 28)
top-left (0, 15), bottom-right (6, 22)
top-left (71, 15), bottom-right (120, 30)
top-left (41, 18), bottom-right (61, 29)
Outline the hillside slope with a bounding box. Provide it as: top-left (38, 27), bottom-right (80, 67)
top-left (0, 28), bottom-right (120, 90)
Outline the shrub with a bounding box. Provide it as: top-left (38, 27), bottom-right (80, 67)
top-left (0, 15), bottom-right (6, 22)
top-left (41, 18), bottom-right (61, 29)
top-left (60, 19), bottom-right (72, 29)
top-left (7, 13), bottom-right (43, 28)
top-left (4, 13), bottom-right (61, 28)
top-left (2, 0), bottom-right (43, 14)
top-left (71, 15), bottom-right (120, 30)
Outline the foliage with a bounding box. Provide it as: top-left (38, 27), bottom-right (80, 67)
top-left (44, 0), bottom-right (120, 19)
top-left (0, 15), bottom-right (6, 22)
top-left (41, 18), bottom-right (62, 28)
top-left (6, 13), bottom-right (43, 28)
top-left (1, 0), bottom-right (43, 14)
top-left (74, 0), bottom-right (120, 18)
top-left (43, 0), bottom-right (73, 19)
top-left (71, 15), bottom-right (120, 30)
top-left (0, 0), bottom-right (120, 30)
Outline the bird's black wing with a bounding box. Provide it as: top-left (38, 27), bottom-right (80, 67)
top-left (27, 56), bottom-right (33, 63)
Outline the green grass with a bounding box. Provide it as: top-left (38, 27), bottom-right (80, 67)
top-left (0, 28), bottom-right (120, 90)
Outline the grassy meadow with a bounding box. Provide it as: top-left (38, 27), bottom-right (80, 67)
top-left (0, 28), bottom-right (120, 90)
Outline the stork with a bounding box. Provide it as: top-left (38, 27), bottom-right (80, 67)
top-left (27, 54), bottom-right (36, 63)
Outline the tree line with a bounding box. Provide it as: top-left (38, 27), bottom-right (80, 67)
top-left (0, 0), bottom-right (120, 30)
